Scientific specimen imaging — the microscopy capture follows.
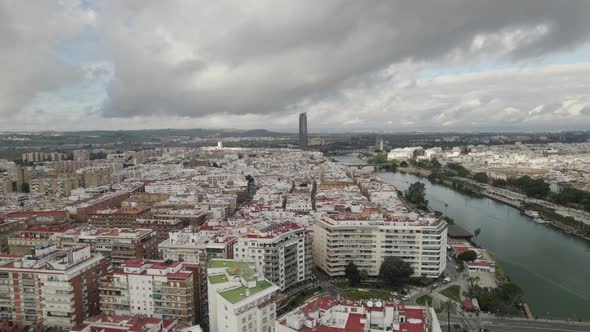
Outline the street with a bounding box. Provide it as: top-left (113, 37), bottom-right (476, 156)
top-left (441, 315), bottom-right (590, 332)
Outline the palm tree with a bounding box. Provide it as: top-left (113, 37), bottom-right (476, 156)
top-left (467, 275), bottom-right (480, 288)
top-left (473, 227), bottom-right (481, 243)
top-left (440, 300), bottom-right (457, 332)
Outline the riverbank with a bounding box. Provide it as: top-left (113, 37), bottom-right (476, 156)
top-left (398, 165), bottom-right (432, 177)
top-left (411, 165), bottom-right (590, 242)
top-left (334, 154), bottom-right (590, 320)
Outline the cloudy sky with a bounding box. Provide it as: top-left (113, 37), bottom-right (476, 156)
top-left (2, 0), bottom-right (590, 133)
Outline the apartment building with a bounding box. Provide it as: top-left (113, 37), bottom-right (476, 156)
top-left (99, 258), bottom-right (195, 324)
top-left (313, 215), bottom-right (447, 278)
top-left (0, 244), bottom-right (108, 328)
top-left (8, 225), bottom-right (76, 255)
top-left (87, 207), bottom-right (151, 228)
top-left (158, 227), bottom-right (235, 264)
top-left (233, 222), bottom-right (312, 291)
top-left (57, 227), bottom-right (158, 268)
top-left (135, 217), bottom-right (188, 244)
top-left (207, 259), bottom-right (280, 332)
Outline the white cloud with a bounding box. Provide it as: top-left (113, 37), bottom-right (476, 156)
top-left (2, 0), bottom-right (590, 131)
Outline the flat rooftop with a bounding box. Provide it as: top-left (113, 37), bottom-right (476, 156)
top-left (219, 280), bottom-right (273, 304)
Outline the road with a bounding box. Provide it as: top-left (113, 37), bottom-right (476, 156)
top-left (441, 315), bottom-right (590, 332)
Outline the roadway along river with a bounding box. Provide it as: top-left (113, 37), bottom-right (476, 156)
top-left (333, 154), bottom-right (590, 321)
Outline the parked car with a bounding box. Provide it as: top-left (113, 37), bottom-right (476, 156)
top-left (402, 295), bottom-right (411, 301)
top-left (430, 283), bottom-right (438, 289)
top-left (443, 277), bottom-right (451, 284)
top-left (448, 256), bottom-right (453, 262)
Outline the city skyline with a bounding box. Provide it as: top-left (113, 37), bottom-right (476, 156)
top-left (2, 2), bottom-right (590, 330)
top-left (1, 1), bottom-right (590, 132)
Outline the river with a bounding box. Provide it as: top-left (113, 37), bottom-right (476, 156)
top-left (333, 154), bottom-right (590, 320)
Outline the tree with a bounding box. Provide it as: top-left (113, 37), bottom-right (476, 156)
top-left (430, 158), bottom-right (441, 169)
top-left (458, 250), bottom-right (478, 262)
top-left (467, 275), bottom-right (481, 289)
top-left (473, 172), bottom-right (489, 183)
top-left (473, 228), bottom-right (481, 242)
top-left (400, 161), bottom-right (409, 168)
top-left (368, 153), bottom-right (388, 164)
top-left (440, 300), bottom-right (456, 332)
top-left (508, 176), bottom-right (550, 198)
top-left (500, 282), bottom-right (524, 305)
top-left (360, 269), bottom-right (369, 281)
top-left (443, 216), bottom-right (455, 225)
top-left (405, 182), bottom-right (428, 209)
top-left (379, 257), bottom-right (413, 286)
top-left (446, 162), bottom-right (470, 177)
top-left (492, 178), bottom-right (507, 187)
top-left (245, 175), bottom-right (255, 184)
top-left (552, 187), bottom-right (590, 212)
top-left (345, 262), bottom-right (361, 286)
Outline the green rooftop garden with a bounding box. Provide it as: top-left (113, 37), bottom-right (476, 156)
top-left (209, 259), bottom-right (258, 282)
top-left (220, 280), bottom-right (273, 303)
top-left (209, 259), bottom-right (236, 269)
top-left (208, 274), bottom-right (229, 284)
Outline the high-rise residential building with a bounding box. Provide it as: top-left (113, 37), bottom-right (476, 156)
top-left (0, 244), bottom-right (109, 329)
top-left (233, 222), bottom-right (312, 291)
top-left (313, 215), bottom-right (447, 278)
top-left (298, 112), bottom-right (308, 149)
top-left (207, 259), bottom-right (280, 332)
top-left (99, 258), bottom-right (196, 324)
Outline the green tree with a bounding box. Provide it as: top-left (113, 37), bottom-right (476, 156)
top-left (508, 176), bottom-right (550, 198)
top-left (368, 153), bottom-right (388, 164)
top-left (446, 162), bottom-right (470, 177)
top-left (405, 182), bottom-right (428, 209)
top-left (492, 178), bottom-right (507, 187)
top-left (467, 275), bottom-right (481, 289)
top-left (473, 228), bottom-right (481, 243)
top-left (345, 262), bottom-right (361, 286)
top-left (440, 300), bottom-right (456, 332)
top-left (552, 187), bottom-right (590, 212)
top-left (379, 257), bottom-right (413, 286)
top-left (500, 282), bottom-right (524, 305)
top-left (430, 158), bottom-right (441, 169)
top-left (443, 216), bottom-right (455, 225)
top-left (473, 172), bottom-right (489, 183)
top-left (360, 269), bottom-right (369, 281)
top-left (400, 160), bottom-right (409, 168)
top-left (458, 250), bottom-right (478, 262)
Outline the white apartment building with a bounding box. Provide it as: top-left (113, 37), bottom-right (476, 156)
top-left (313, 215), bottom-right (447, 278)
top-left (233, 222), bottom-right (312, 291)
top-left (387, 147), bottom-right (424, 160)
top-left (158, 228), bottom-right (234, 264)
top-left (207, 259), bottom-right (280, 332)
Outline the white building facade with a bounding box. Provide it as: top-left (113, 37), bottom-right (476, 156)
top-left (313, 216), bottom-right (447, 278)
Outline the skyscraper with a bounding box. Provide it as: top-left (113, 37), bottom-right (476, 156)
top-left (298, 112), bottom-right (308, 149)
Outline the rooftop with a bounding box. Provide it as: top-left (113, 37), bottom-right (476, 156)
top-left (219, 280), bottom-right (273, 304)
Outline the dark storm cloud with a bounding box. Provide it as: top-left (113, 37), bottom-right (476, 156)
top-left (98, 0), bottom-right (590, 118)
